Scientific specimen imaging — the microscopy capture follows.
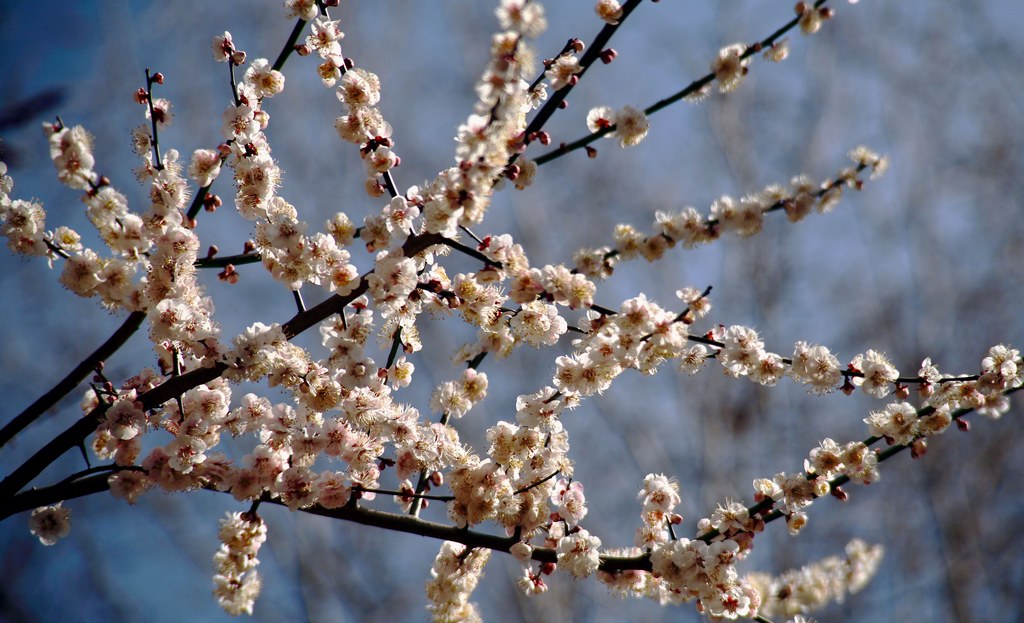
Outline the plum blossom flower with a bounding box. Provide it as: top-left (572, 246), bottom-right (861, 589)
top-left (212, 31), bottom-right (234, 62)
top-left (29, 504), bottom-right (71, 545)
top-left (595, 0), bottom-right (624, 24)
top-left (510, 301), bottom-right (567, 347)
top-left (189, 149), bottom-right (222, 187)
top-left (586, 106), bottom-right (616, 134)
top-left (306, 18), bottom-right (343, 58)
top-left (712, 43), bottom-right (749, 93)
top-left (337, 68), bottom-right (381, 108)
top-left (865, 402), bottom-right (919, 445)
top-left (551, 479), bottom-right (589, 526)
top-left (851, 350), bottom-right (898, 398)
top-left (978, 344), bottom-right (1022, 394)
top-left (556, 528), bottom-right (602, 578)
top-left (244, 58), bottom-right (286, 99)
top-left (284, 0), bottom-right (318, 21)
top-left (638, 473), bottom-right (681, 515)
top-left (496, 0), bottom-right (547, 38)
top-left (791, 341), bottom-right (842, 394)
top-left (613, 105), bottom-right (649, 147)
top-left (546, 54), bottom-right (582, 90)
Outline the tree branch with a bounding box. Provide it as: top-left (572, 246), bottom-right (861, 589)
top-left (0, 310), bottom-right (145, 450)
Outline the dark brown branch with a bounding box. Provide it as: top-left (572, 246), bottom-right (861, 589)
top-left (513, 0), bottom-right (645, 164)
top-left (533, 0), bottom-right (830, 167)
top-left (272, 18), bottom-right (308, 72)
top-left (7, 381), bottom-right (1018, 576)
top-left (0, 232), bottom-right (445, 503)
top-left (0, 311), bottom-right (146, 450)
top-left (194, 252), bottom-right (262, 269)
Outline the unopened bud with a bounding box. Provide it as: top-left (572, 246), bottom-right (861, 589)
top-left (918, 381), bottom-right (934, 398)
top-left (203, 194), bottom-right (222, 212)
top-left (840, 378), bottom-right (856, 395)
top-left (894, 383), bottom-right (910, 400)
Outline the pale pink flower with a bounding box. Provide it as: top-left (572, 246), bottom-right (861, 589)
top-left (595, 0), bottom-right (624, 24)
top-left (337, 68), bottom-right (381, 108)
top-left (551, 479), bottom-right (589, 526)
top-left (29, 504), bottom-right (71, 545)
top-left (496, 0), bottom-right (547, 37)
top-left (586, 106), bottom-right (616, 134)
top-left (712, 43), bottom-right (749, 93)
top-left (284, 0), bottom-right (318, 20)
top-left (546, 54), bottom-right (582, 90)
top-left (638, 473), bottom-right (681, 515)
top-left (851, 350), bottom-right (898, 398)
top-left (244, 58), bottom-right (285, 98)
top-left (865, 402), bottom-right (919, 445)
top-left (556, 529), bottom-right (602, 578)
top-left (306, 18), bottom-right (343, 58)
top-left (613, 105), bottom-right (649, 147)
top-left (188, 149), bottom-right (222, 187)
top-left (212, 31), bottom-right (234, 62)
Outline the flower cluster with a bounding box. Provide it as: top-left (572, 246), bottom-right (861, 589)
top-left (746, 539), bottom-right (883, 619)
top-left (718, 344), bottom-right (1022, 538)
top-left (0, 162), bottom-right (49, 257)
top-left (571, 148), bottom-right (887, 279)
top-left (585, 105), bottom-right (650, 148)
top-left (554, 525), bottom-right (603, 579)
top-left (212, 512), bottom-right (267, 616)
top-left (635, 473), bottom-right (682, 547)
top-left (419, 1), bottom-right (545, 238)
top-left (650, 538), bottom-right (752, 618)
top-left (425, 543), bottom-right (491, 622)
top-left (7, 1), bottom-right (1020, 622)
top-left (332, 60), bottom-right (400, 199)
